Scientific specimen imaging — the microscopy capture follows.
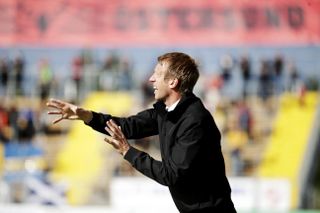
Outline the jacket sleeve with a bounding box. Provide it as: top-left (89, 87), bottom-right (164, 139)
top-left (124, 116), bottom-right (205, 186)
top-left (85, 109), bottom-right (159, 139)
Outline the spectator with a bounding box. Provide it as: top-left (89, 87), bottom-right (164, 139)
top-left (225, 122), bottom-right (248, 176)
top-left (17, 108), bottom-right (36, 143)
top-left (117, 58), bottom-right (133, 90)
top-left (219, 54), bottom-right (234, 83)
top-left (38, 59), bottom-right (53, 100)
top-left (71, 55), bottom-right (84, 101)
top-left (12, 52), bottom-right (25, 96)
top-left (287, 61), bottom-right (299, 93)
top-left (99, 53), bottom-right (120, 91)
top-left (204, 74), bottom-right (224, 112)
top-left (273, 54), bottom-right (284, 95)
top-left (239, 54), bottom-right (251, 98)
top-left (0, 57), bottom-right (9, 96)
top-left (8, 105), bottom-right (19, 141)
top-left (81, 48), bottom-right (97, 93)
top-left (0, 106), bottom-right (10, 143)
top-left (258, 59), bottom-right (273, 102)
top-left (237, 100), bottom-right (253, 140)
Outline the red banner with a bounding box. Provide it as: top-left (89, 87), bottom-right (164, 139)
top-left (0, 0), bottom-right (319, 47)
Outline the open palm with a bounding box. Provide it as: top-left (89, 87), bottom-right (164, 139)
top-left (46, 99), bottom-right (79, 124)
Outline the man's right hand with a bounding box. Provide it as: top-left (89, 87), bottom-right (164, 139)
top-left (46, 99), bottom-right (93, 124)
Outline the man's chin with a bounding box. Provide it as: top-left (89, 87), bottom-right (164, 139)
top-left (154, 96), bottom-right (164, 102)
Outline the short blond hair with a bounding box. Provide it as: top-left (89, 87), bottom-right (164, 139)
top-left (158, 52), bottom-right (199, 94)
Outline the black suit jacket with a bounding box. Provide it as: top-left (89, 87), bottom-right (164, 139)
top-left (87, 92), bottom-right (236, 213)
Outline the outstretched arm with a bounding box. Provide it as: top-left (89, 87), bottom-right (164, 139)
top-left (46, 99), bottom-right (93, 124)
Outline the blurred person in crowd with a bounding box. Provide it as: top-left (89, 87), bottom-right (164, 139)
top-left (273, 54), bottom-right (284, 95)
top-left (225, 122), bottom-right (247, 176)
top-left (219, 53), bottom-right (234, 83)
top-left (297, 81), bottom-right (307, 107)
top-left (81, 48), bottom-right (97, 94)
top-left (258, 59), bottom-right (273, 102)
top-left (12, 52), bottom-right (25, 96)
top-left (204, 73), bottom-right (223, 113)
top-left (99, 53), bottom-right (120, 91)
top-left (117, 58), bottom-right (133, 90)
top-left (38, 59), bottom-right (53, 100)
top-left (0, 57), bottom-right (9, 96)
top-left (286, 61), bottom-right (300, 93)
top-left (8, 104), bottom-right (19, 141)
top-left (47, 52), bottom-right (237, 212)
top-left (239, 54), bottom-right (251, 98)
top-left (286, 63), bottom-right (310, 106)
top-left (0, 106), bottom-right (10, 143)
top-left (71, 54), bottom-right (84, 101)
top-left (17, 108), bottom-right (36, 143)
top-left (237, 100), bottom-right (253, 141)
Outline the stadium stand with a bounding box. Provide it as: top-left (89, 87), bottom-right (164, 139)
top-left (259, 92), bottom-right (319, 208)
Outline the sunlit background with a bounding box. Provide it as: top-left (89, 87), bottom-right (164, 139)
top-left (0, 0), bottom-right (320, 212)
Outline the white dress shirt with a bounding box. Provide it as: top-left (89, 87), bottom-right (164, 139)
top-left (166, 99), bottom-right (180, 112)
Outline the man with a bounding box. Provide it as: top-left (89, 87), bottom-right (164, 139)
top-left (47, 52), bottom-right (236, 212)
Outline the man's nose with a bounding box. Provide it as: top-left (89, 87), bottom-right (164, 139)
top-left (149, 75), bottom-right (154, 82)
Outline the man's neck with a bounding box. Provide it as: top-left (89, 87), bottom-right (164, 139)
top-left (164, 92), bottom-right (181, 108)
top-left (166, 99), bottom-right (180, 112)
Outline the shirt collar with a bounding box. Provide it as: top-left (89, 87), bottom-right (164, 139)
top-left (166, 99), bottom-right (180, 112)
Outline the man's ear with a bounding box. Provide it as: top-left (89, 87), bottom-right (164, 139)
top-left (169, 78), bottom-right (179, 89)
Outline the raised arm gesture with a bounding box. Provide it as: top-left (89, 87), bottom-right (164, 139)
top-left (46, 99), bottom-right (93, 124)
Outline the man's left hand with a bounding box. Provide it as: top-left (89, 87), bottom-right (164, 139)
top-left (104, 119), bottom-right (130, 156)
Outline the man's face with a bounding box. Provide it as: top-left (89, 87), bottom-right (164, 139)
top-left (149, 62), bottom-right (172, 101)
